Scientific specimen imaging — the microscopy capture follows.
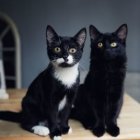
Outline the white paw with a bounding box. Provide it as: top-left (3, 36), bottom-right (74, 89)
top-left (32, 125), bottom-right (50, 136)
top-left (53, 136), bottom-right (62, 140)
top-left (68, 127), bottom-right (72, 134)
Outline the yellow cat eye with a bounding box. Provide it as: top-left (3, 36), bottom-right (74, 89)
top-left (69, 48), bottom-right (77, 53)
top-left (54, 47), bottom-right (61, 53)
top-left (97, 42), bottom-right (103, 48)
top-left (110, 42), bottom-right (117, 48)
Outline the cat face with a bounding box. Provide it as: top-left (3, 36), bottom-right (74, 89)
top-left (46, 25), bottom-right (86, 67)
top-left (89, 24), bottom-right (127, 60)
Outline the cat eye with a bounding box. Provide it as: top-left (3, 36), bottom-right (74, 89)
top-left (69, 48), bottom-right (77, 53)
top-left (97, 42), bottom-right (103, 48)
top-left (54, 47), bottom-right (61, 53)
top-left (110, 42), bottom-right (117, 48)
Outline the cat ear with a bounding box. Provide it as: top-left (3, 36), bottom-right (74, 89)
top-left (46, 25), bottom-right (59, 44)
top-left (74, 28), bottom-right (87, 47)
top-left (89, 25), bottom-right (100, 40)
top-left (115, 24), bottom-right (128, 41)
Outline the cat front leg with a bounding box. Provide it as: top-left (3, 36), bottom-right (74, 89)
top-left (59, 90), bottom-right (78, 135)
top-left (92, 118), bottom-right (105, 137)
top-left (106, 94), bottom-right (123, 137)
top-left (49, 121), bottom-right (62, 140)
top-left (106, 104), bottom-right (121, 136)
top-left (106, 121), bottom-right (120, 137)
top-left (50, 125), bottom-right (62, 140)
top-left (59, 104), bottom-right (72, 135)
top-left (48, 109), bottom-right (62, 140)
top-left (91, 101), bottom-right (105, 137)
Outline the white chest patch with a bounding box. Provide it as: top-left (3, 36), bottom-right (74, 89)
top-left (58, 95), bottom-right (67, 111)
top-left (54, 63), bottom-right (79, 88)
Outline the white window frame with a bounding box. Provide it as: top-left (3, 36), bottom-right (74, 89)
top-left (0, 13), bottom-right (21, 88)
top-left (0, 59), bottom-right (9, 99)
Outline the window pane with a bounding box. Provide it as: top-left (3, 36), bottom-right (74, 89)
top-left (6, 79), bottom-right (15, 88)
top-left (0, 19), bottom-right (7, 34)
top-left (3, 51), bottom-right (15, 76)
top-left (2, 29), bottom-right (15, 47)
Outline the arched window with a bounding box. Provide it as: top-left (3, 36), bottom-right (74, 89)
top-left (0, 13), bottom-right (21, 88)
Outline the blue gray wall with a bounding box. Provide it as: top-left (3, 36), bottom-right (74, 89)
top-left (0, 0), bottom-right (140, 87)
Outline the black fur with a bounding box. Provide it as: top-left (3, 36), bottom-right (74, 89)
top-left (0, 25), bottom-right (86, 139)
top-left (71, 24), bottom-right (127, 137)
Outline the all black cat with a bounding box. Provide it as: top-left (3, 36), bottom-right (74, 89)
top-left (0, 25), bottom-right (86, 140)
top-left (71, 24), bottom-right (127, 137)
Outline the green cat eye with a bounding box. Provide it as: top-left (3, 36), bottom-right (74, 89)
top-left (110, 42), bottom-right (117, 48)
top-left (97, 42), bottom-right (103, 48)
top-left (54, 47), bottom-right (61, 53)
top-left (69, 48), bottom-right (77, 53)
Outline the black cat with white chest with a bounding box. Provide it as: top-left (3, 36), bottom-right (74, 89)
top-left (0, 26), bottom-right (86, 140)
top-left (71, 24), bottom-right (127, 137)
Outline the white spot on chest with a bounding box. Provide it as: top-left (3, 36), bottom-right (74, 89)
top-left (54, 63), bottom-right (79, 88)
top-left (58, 95), bottom-right (67, 111)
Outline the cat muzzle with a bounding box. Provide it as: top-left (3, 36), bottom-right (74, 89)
top-left (63, 56), bottom-right (69, 62)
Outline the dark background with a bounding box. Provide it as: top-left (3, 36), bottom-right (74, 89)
top-left (0, 0), bottom-right (139, 87)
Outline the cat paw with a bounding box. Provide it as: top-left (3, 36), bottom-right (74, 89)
top-left (61, 126), bottom-right (72, 134)
top-left (50, 128), bottom-right (62, 139)
top-left (82, 123), bottom-right (93, 130)
top-left (32, 125), bottom-right (50, 136)
top-left (106, 124), bottom-right (120, 137)
top-left (92, 126), bottom-right (105, 137)
top-left (53, 136), bottom-right (62, 140)
top-left (81, 119), bottom-right (95, 130)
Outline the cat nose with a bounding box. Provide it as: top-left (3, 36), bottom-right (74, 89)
top-left (63, 56), bottom-right (68, 62)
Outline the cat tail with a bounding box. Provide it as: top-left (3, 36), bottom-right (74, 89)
top-left (0, 111), bottom-right (22, 123)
